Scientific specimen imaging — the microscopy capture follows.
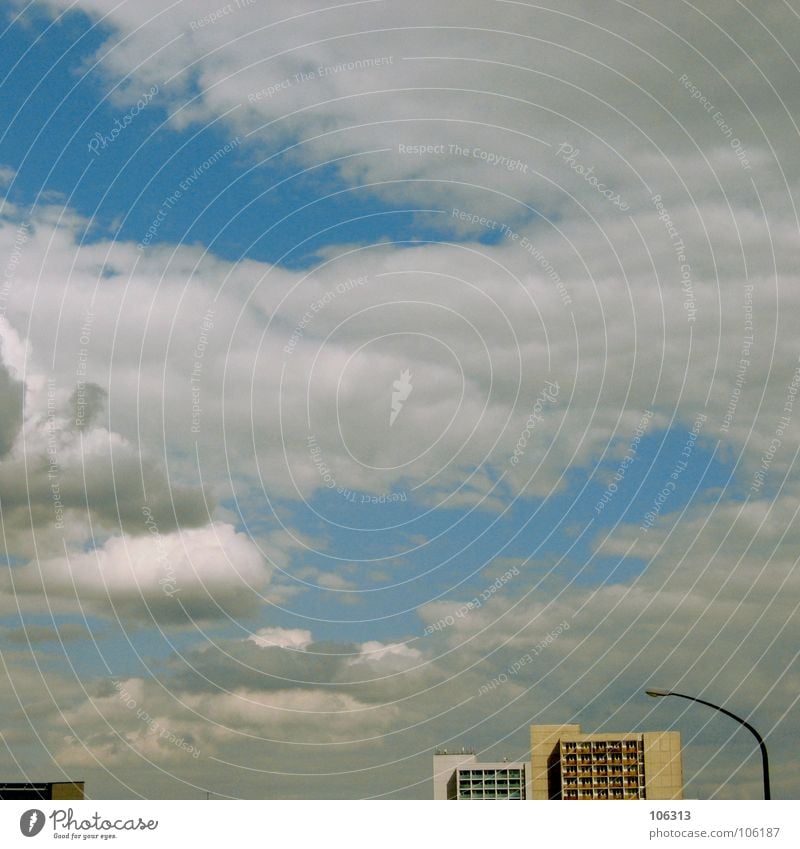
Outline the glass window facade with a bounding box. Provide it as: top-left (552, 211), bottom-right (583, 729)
top-left (456, 766), bottom-right (526, 799)
top-left (559, 738), bottom-right (646, 800)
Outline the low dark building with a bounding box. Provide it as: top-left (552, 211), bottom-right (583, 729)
top-left (0, 781), bottom-right (85, 800)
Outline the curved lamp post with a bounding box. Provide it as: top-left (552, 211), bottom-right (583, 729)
top-left (645, 688), bottom-right (770, 800)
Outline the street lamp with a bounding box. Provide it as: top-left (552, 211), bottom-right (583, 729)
top-left (645, 688), bottom-right (770, 800)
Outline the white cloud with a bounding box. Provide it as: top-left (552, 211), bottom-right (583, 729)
top-left (0, 164), bottom-right (16, 186)
top-left (348, 641), bottom-right (422, 666)
top-left (2, 180), bottom-right (799, 567)
top-left (248, 626), bottom-right (313, 649)
top-left (7, 521), bottom-right (271, 622)
top-left (33, 1), bottom-right (800, 229)
top-left (3, 0), bottom-right (800, 798)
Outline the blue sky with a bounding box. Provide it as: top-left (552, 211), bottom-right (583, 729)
top-left (0, 1), bottom-right (798, 801)
top-left (2, 12), bottom-right (450, 266)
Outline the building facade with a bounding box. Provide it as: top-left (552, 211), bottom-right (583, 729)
top-left (433, 752), bottom-right (529, 800)
top-left (434, 725), bottom-right (682, 800)
top-left (0, 781), bottom-right (85, 800)
top-left (530, 724), bottom-right (683, 800)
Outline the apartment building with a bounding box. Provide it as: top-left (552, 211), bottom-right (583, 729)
top-left (531, 724), bottom-right (683, 800)
top-left (434, 724), bottom-right (682, 800)
top-left (433, 751), bottom-right (529, 800)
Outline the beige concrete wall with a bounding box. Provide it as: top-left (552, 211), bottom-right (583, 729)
top-left (51, 782), bottom-right (85, 800)
top-left (530, 725), bottom-right (683, 800)
top-left (643, 731), bottom-right (683, 800)
top-left (530, 724), bottom-right (581, 799)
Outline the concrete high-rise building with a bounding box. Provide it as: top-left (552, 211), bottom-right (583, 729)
top-left (434, 725), bottom-right (683, 800)
top-left (433, 751), bottom-right (529, 800)
top-left (530, 724), bottom-right (683, 800)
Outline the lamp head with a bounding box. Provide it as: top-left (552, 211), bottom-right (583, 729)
top-left (645, 688), bottom-right (671, 698)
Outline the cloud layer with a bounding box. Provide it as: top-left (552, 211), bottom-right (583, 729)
top-left (0, 0), bottom-right (798, 800)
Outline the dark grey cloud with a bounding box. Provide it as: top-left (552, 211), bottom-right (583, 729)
top-left (69, 381), bottom-right (106, 431)
top-left (0, 355), bottom-right (23, 457)
top-left (0, 623), bottom-right (95, 644)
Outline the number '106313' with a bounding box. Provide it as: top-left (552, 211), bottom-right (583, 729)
top-left (650, 811), bottom-right (692, 821)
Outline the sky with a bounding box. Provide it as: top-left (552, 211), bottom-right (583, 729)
top-left (0, 0), bottom-right (798, 800)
